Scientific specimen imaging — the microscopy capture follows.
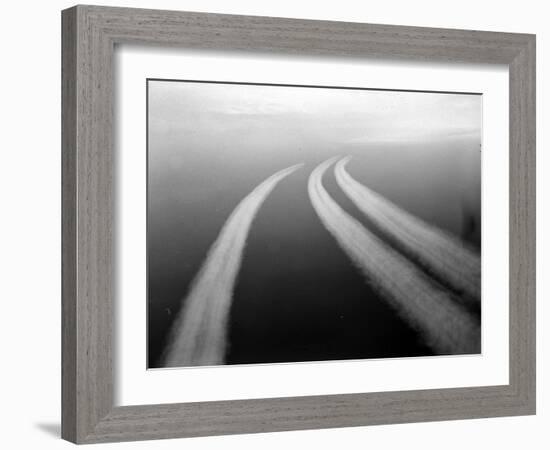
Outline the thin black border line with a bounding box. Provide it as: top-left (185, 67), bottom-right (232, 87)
top-left (146, 77), bottom-right (483, 96)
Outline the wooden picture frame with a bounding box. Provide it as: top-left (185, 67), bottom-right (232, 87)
top-left (61, 5), bottom-right (536, 444)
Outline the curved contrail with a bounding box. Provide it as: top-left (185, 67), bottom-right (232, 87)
top-left (163, 163), bottom-right (303, 367)
top-left (308, 157), bottom-right (480, 354)
top-left (334, 156), bottom-right (481, 303)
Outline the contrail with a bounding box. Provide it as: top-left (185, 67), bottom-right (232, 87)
top-left (334, 156), bottom-right (481, 303)
top-left (308, 157), bottom-right (480, 354)
top-left (163, 163), bottom-right (303, 367)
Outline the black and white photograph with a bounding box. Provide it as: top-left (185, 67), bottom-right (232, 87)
top-left (147, 79), bottom-right (482, 369)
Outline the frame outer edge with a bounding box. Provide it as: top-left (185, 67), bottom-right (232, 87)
top-left (63, 5), bottom-right (117, 443)
top-left (509, 35), bottom-right (536, 413)
top-left (61, 5), bottom-right (78, 444)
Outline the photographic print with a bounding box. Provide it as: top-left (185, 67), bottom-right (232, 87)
top-left (147, 79), bottom-right (481, 369)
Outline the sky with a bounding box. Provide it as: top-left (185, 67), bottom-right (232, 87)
top-left (148, 80), bottom-right (481, 151)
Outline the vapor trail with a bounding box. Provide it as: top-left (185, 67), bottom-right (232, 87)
top-left (308, 157), bottom-right (480, 354)
top-left (164, 163), bottom-right (303, 367)
top-left (334, 156), bottom-right (481, 303)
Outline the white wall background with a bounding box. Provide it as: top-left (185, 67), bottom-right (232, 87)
top-left (0, 0), bottom-right (546, 448)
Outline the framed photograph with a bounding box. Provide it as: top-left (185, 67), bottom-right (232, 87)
top-left (62, 5), bottom-right (536, 444)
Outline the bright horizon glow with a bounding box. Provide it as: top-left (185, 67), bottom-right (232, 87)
top-left (149, 80), bottom-right (482, 147)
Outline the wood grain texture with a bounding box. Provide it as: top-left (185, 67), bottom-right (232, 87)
top-left (61, 4), bottom-right (536, 444)
top-left (61, 7), bottom-right (77, 443)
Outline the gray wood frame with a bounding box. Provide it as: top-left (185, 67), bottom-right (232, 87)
top-left (62, 5), bottom-right (536, 444)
